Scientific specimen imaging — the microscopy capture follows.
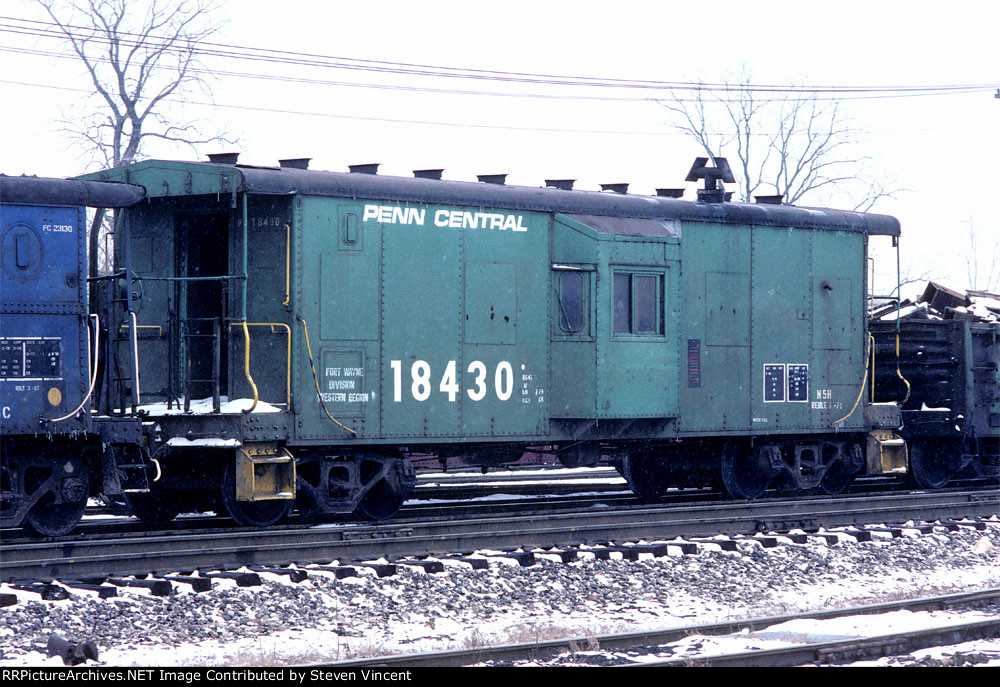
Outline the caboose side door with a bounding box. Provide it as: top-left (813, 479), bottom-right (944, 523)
top-left (175, 212), bottom-right (231, 402)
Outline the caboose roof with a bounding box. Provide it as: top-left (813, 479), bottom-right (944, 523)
top-left (81, 159), bottom-right (900, 236)
top-left (1, 174), bottom-right (146, 208)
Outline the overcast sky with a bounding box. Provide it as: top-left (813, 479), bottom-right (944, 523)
top-left (2, 0), bottom-right (998, 294)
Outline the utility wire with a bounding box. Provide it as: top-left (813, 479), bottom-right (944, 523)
top-left (0, 42), bottom-right (993, 104)
top-left (0, 78), bottom-right (685, 135)
top-left (1, 16), bottom-right (997, 96)
top-left (0, 78), bottom-right (972, 137)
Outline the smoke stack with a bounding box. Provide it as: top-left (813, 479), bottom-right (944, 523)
top-left (545, 179), bottom-right (575, 190)
top-left (656, 188), bottom-right (684, 198)
top-left (207, 153), bottom-right (239, 165)
top-left (477, 174), bottom-right (507, 185)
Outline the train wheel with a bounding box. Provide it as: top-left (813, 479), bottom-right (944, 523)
top-left (909, 438), bottom-right (958, 489)
top-left (354, 477), bottom-right (406, 521)
top-left (23, 449), bottom-right (87, 537)
top-left (621, 452), bottom-right (669, 501)
top-left (220, 459), bottom-right (291, 527)
top-left (721, 443), bottom-right (772, 500)
top-left (25, 496), bottom-right (86, 537)
top-left (976, 462), bottom-right (1000, 484)
top-left (354, 484), bottom-right (403, 521)
top-left (971, 447), bottom-right (999, 483)
top-left (815, 459), bottom-right (855, 495)
top-left (557, 443), bottom-right (601, 468)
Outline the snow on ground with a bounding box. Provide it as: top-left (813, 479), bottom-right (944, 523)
top-left (540, 607), bottom-right (1000, 667)
top-left (1, 519), bottom-right (997, 667)
top-left (136, 397), bottom-right (282, 415)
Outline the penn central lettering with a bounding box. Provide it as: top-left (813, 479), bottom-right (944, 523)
top-left (362, 204), bottom-right (527, 232)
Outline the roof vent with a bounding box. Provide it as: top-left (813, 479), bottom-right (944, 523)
top-left (279, 158), bottom-right (310, 170)
top-left (207, 153), bottom-right (239, 165)
top-left (477, 174), bottom-right (507, 185)
top-left (600, 183), bottom-right (629, 194)
top-left (413, 169), bottom-right (443, 180)
top-left (348, 163), bottom-right (380, 175)
top-left (686, 157), bottom-right (735, 203)
top-left (656, 188), bottom-right (684, 198)
top-left (545, 179), bottom-right (575, 190)
top-left (754, 194), bottom-right (783, 205)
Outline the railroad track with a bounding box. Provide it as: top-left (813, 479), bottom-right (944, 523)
top-left (1, 487), bottom-right (996, 584)
top-left (13, 472), bottom-right (973, 543)
top-left (43, 467), bottom-right (636, 534)
top-left (313, 589), bottom-right (1000, 667)
top-left (0, 490), bottom-right (642, 544)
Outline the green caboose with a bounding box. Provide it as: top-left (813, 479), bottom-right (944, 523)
top-left (84, 156), bottom-right (902, 524)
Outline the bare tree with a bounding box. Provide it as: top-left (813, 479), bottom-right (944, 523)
top-left (962, 218), bottom-right (1000, 293)
top-left (661, 67), bottom-right (896, 210)
top-left (37, 0), bottom-right (232, 277)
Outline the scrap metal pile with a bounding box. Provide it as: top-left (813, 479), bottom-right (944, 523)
top-left (872, 282), bottom-right (1000, 323)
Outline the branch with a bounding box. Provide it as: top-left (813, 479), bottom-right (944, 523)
top-left (38, 0), bottom-right (226, 167)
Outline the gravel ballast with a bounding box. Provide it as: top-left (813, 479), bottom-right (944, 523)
top-left (1, 520), bottom-right (997, 666)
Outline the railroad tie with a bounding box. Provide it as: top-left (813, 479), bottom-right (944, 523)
top-left (199, 571), bottom-right (262, 587)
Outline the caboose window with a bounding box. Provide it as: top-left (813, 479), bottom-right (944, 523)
top-left (614, 273), bottom-right (632, 333)
top-left (559, 271), bottom-right (585, 333)
top-left (552, 265), bottom-right (592, 338)
top-left (614, 271), bottom-right (663, 336)
top-left (636, 275), bottom-right (658, 333)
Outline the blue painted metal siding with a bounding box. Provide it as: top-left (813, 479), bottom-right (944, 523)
top-left (1, 203), bottom-right (88, 433)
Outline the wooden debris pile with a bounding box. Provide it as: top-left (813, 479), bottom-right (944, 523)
top-left (871, 282), bottom-right (1000, 323)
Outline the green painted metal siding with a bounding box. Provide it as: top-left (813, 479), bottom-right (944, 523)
top-left (295, 197), bottom-right (382, 439)
top-left (379, 204), bottom-right (463, 438)
top-left (101, 160), bottom-right (881, 447)
top-left (809, 230), bottom-right (866, 430)
top-left (549, 216), bottom-right (680, 420)
top-left (596, 237), bottom-right (680, 418)
top-left (294, 197), bottom-right (550, 442)
top-left (679, 222), bottom-right (866, 434)
top-left (750, 226), bottom-right (816, 430)
top-left (549, 217), bottom-right (598, 418)
top-left (235, 196), bottom-right (295, 409)
top-left (120, 202), bottom-right (175, 405)
top-left (678, 222), bottom-right (752, 431)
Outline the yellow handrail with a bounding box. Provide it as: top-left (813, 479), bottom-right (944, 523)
top-left (241, 321), bottom-right (258, 412)
top-left (895, 333), bottom-right (912, 404)
top-left (228, 322), bottom-right (291, 408)
top-left (870, 332), bottom-right (876, 404)
top-left (296, 316), bottom-right (357, 436)
top-left (833, 333), bottom-right (874, 426)
top-left (282, 223), bottom-right (291, 308)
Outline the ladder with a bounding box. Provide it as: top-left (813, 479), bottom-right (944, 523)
top-left (182, 316), bottom-right (222, 413)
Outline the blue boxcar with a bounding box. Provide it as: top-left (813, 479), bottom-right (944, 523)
top-left (1, 176), bottom-right (145, 535)
top-left (1, 200), bottom-right (89, 434)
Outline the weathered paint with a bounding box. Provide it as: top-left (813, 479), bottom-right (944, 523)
top-left (89, 160), bottom-right (885, 448)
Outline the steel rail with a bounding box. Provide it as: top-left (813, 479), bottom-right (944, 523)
top-left (408, 481), bottom-right (630, 501)
top-left (1, 489), bottom-right (996, 583)
top-left (641, 618), bottom-right (1000, 667)
top-left (0, 491), bottom-right (638, 545)
top-left (0, 496), bottom-right (639, 547)
top-left (312, 588), bottom-right (1000, 667)
top-left (412, 467), bottom-right (623, 486)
